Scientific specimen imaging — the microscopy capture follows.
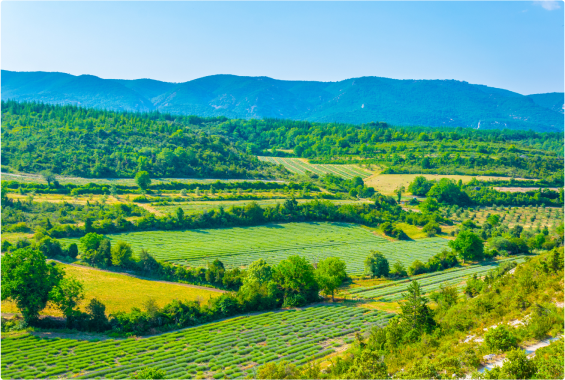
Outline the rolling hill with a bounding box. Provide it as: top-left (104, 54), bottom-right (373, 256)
top-left (2, 70), bottom-right (563, 132)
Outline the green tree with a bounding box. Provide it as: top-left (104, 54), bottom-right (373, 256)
top-left (41, 170), bottom-right (56, 187)
top-left (245, 259), bottom-right (273, 284)
top-left (315, 257), bottom-right (347, 301)
top-left (484, 325), bottom-right (518, 352)
top-left (79, 232), bottom-right (105, 252)
top-left (419, 197), bottom-right (440, 213)
top-left (66, 243), bottom-right (79, 259)
top-left (272, 256), bottom-right (319, 307)
top-left (0, 182), bottom-right (8, 205)
top-left (408, 176), bottom-right (434, 196)
top-left (1, 248), bottom-right (63, 323)
top-left (400, 281), bottom-right (436, 336)
top-left (49, 276), bottom-right (85, 327)
top-left (135, 171), bottom-right (151, 191)
top-left (449, 230), bottom-right (484, 263)
top-left (427, 178), bottom-right (471, 205)
top-left (364, 250), bottom-right (389, 278)
top-left (390, 260), bottom-right (408, 278)
top-left (133, 367), bottom-right (167, 379)
top-left (111, 241), bottom-right (133, 267)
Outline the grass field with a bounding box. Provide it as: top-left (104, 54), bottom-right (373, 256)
top-left (347, 256), bottom-right (526, 301)
top-left (258, 157), bottom-right (373, 179)
top-left (364, 173), bottom-right (528, 195)
top-left (1, 305), bottom-right (393, 380)
top-left (61, 222), bottom-right (449, 275)
top-left (1, 264), bottom-right (222, 317)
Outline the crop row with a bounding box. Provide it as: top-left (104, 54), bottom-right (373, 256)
top-left (60, 222), bottom-right (449, 274)
top-left (352, 256), bottom-right (527, 300)
top-left (1, 306), bottom-right (393, 379)
top-left (258, 157), bottom-right (372, 179)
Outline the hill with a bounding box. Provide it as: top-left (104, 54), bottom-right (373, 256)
top-left (2, 70), bottom-right (563, 132)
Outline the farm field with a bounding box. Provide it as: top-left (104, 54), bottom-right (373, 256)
top-left (1, 172), bottom-right (285, 186)
top-left (1, 263), bottom-right (223, 316)
top-left (364, 173), bottom-right (527, 195)
top-left (0, 305), bottom-right (393, 380)
top-left (348, 256), bottom-right (526, 301)
top-left (448, 206), bottom-right (564, 230)
top-left (258, 157), bottom-right (373, 179)
top-left (152, 199), bottom-right (371, 215)
top-left (61, 222), bottom-right (450, 274)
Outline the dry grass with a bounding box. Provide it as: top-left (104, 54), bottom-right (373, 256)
top-left (365, 173), bottom-right (528, 195)
top-left (1, 263), bottom-right (222, 317)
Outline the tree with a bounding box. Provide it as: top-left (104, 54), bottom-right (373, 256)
top-left (390, 261), bottom-right (408, 278)
top-left (245, 259), bottom-right (273, 284)
top-left (400, 281), bottom-right (436, 336)
top-left (133, 367), bottom-right (167, 380)
top-left (86, 298), bottom-right (109, 332)
top-left (41, 170), bottom-right (56, 187)
top-left (449, 230), bottom-right (484, 263)
top-left (0, 182), bottom-right (8, 206)
top-left (175, 207), bottom-right (184, 223)
top-left (1, 248), bottom-right (63, 323)
top-left (484, 325), bottom-right (518, 352)
top-left (66, 243), bottom-right (79, 259)
top-left (395, 186), bottom-right (405, 203)
top-left (422, 222), bottom-right (441, 237)
top-left (49, 276), bottom-right (85, 327)
top-left (408, 176), bottom-right (435, 196)
top-left (80, 232), bottom-right (105, 252)
top-left (111, 241), bottom-right (133, 267)
top-left (427, 178), bottom-right (471, 205)
top-left (135, 171), bottom-right (151, 191)
top-left (419, 197), bottom-right (440, 213)
top-left (364, 251), bottom-right (389, 278)
top-left (272, 256), bottom-right (319, 307)
top-left (315, 257), bottom-right (347, 301)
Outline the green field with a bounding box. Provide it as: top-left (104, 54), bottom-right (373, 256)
top-left (1, 305), bottom-right (392, 380)
top-left (348, 256), bottom-right (526, 301)
top-left (62, 222), bottom-right (449, 274)
top-left (449, 206), bottom-right (564, 230)
top-left (258, 157), bottom-right (373, 179)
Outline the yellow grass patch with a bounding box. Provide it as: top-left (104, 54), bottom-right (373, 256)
top-left (1, 263), bottom-right (223, 317)
top-left (365, 173), bottom-right (529, 195)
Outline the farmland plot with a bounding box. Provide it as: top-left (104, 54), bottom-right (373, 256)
top-left (61, 222), bottom-right (449, 274)
top-left (349, 256), bottom-right (526, 301)
top-left (258, 157), bottom-right (373, 179)
top-left (1, 306), bottom-right (393, 380)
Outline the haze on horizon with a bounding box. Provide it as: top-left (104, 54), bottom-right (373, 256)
top-left (2, 1), bottom-right (563, 95)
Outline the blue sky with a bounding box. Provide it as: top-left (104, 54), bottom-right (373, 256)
top-left (2, 1), bottom-right (563, 95)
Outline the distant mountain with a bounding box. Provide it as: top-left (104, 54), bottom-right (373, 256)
top-left (527, 92), bottom-right (564, 114)
top-left (2, 70), bottom-right (563, 132)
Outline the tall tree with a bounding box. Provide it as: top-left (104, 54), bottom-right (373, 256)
top-left (1, 248), bottom-right (63, 323)
top-left (315, 257), bottom-right (347, 301)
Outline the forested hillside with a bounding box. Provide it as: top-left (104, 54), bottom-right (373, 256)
top-left (0, 101), bottom-right (284, 179)
top-left (212, 119), bottom-right (564, 180)
top-left (3, 70), bottom-right (563, 132)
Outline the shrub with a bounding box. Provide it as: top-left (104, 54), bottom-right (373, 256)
top-left (484, 325), bottom-right (518, 352)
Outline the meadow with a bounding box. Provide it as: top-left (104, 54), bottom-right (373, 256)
top-left (257, 157), bottom-right (373, 179)
top-left (364, 173), bottom-right (523, 195)
top-left (1, 305), bottom-right (393, 380)
top-left (61, 222), bottom-right (449, 275)
top-left (1, 263), bottom-right (223, 316)
top-left (347, 256), bottom-right (526, 301)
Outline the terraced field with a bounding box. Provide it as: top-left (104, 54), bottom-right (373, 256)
top-left (62, 222), bottom-right (449, 274)
top-left (1, 306), bottom-right (393, 380)
top-left (258, 157), bottom-right (373, 179)
top-left (348, 256), bottom-right (526, 301)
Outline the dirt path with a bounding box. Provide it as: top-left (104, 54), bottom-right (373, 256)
top-left (50, 260), bottom-right (227, 293)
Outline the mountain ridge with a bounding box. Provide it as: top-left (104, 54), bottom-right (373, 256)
top-left (2, 70), bottom-right (563, 132)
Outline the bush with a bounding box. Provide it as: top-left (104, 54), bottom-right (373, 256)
top-left (484, 325), bottom-right (518, 352)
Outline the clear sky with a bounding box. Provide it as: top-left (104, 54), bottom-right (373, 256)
top-left (2, 1), bottom-right (563, 95)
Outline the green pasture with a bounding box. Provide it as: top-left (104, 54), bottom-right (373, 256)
top-left (1, 305), bottom-right (392, 380)
top-left (62, 222), bottom-right (449, 274)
